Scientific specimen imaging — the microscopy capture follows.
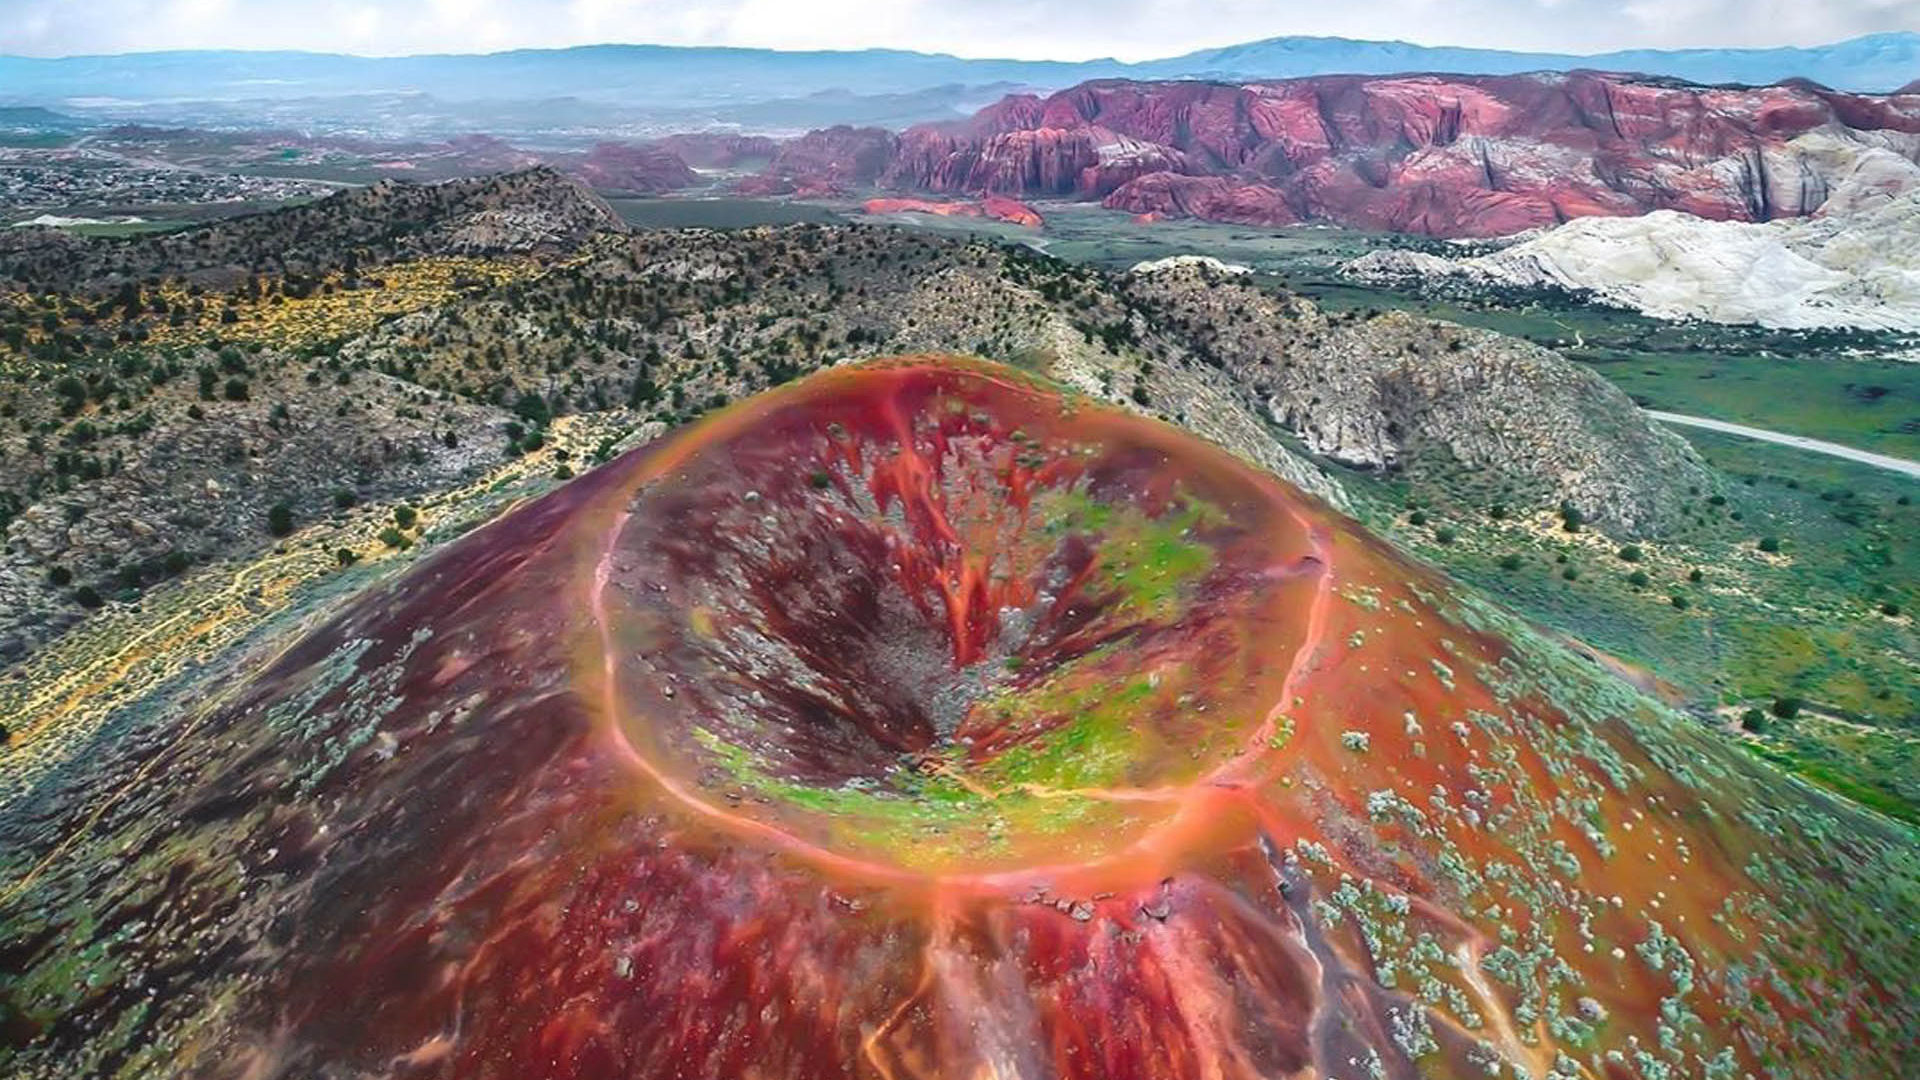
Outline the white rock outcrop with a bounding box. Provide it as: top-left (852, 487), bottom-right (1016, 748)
top-left (1346, 139), bottom-right (1920, 332)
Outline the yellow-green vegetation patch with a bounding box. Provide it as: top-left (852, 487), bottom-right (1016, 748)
top-left (1034, 486), bottom-right (1221, 622)
top-left (973, 673), bottom-right (1157, 790)
top-left (688, 725), bottom-right (1137, 869)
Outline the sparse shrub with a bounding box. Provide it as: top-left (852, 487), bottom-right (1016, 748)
top-left (1669, 595), bottom-right (1688, 610)
top-left (553, 464), bottom-right (574, 479)
top-left (1498, 554), bottom-right (1522, 571)
top-left (335, 548), bottom-right (359, 567)
top-left (378, 527), bottom-right (410, 550)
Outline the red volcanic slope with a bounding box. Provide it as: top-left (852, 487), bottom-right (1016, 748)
top-left (862, 194), bottom-right (1045, 227)
top-left (777, 73), bottom-right (1920, 237)
top-left (5, 358), bottom-right (1913, 1080)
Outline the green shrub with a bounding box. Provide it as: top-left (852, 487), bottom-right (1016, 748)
top-left (378, 527), bottom-right (411, 550)
top-left (332, 489), bottom-right (358, 509)
top-left (1758, 536), bottom-right (1781, 553)
top-left (1617, 545), bottom-right (1643, 562)
top-left (74, 585), bottom-right (103, 608)
top-left (1627, 570), bottom-right (1650, 588)
top-left (48, 565), bottom-right (72, 587)
top-left (1432, 526), bottom-right (1456, 544)
top-left (1740, 709), bottom-right (1767, 733)
top-left (1498, 554), bottom-right (1522, 571)
top-left (1771, 697), bottom-right (1802, 719)
top-left (1669, 594), bottom-right (1689, 610)
top-left (335, 548), bottom-right (359, 567)
top-left (393, 505), bottom-right (418, 530)
top-left (267, 502), bottom-right (294, 537)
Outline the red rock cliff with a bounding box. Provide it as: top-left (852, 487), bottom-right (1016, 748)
top-left (767, 72), bottom-right (1920, 237)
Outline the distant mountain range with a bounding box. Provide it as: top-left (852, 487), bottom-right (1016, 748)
top-left (0, 33), bottom-right (1915, 136)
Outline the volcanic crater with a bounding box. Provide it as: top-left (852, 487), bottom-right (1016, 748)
top-left (3, 356), bottom-right (1913, 1080)
top-left (593, 358), bottom-right (1327, 877)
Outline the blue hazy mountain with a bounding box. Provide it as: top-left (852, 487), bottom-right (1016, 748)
top-left (0, 33), bottom-right (1912, 136)
top-left (1143, 32), bottom-right (1920, 91)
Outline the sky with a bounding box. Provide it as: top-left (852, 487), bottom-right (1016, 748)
top-left (1, 0), bottom-right (1916, 59)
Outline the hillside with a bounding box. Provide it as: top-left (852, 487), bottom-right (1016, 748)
top-left (0, 166), bottom-right (624, 292)
top-left (334, 220), bottom-right (1709, 534)
top-left (0, 171), bottom-right (1710, 661)
top-left (749, 72), bottom-right (1920, 238)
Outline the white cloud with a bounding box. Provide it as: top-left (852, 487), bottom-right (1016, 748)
top-left (0, 0), bottom-right (1914, 59)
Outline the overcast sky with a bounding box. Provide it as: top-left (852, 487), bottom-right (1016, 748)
top-left (3, 0), bottom-right (1916, 59)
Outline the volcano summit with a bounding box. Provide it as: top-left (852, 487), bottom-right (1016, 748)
top-left (1, 359), bottom-right (1915, 1080)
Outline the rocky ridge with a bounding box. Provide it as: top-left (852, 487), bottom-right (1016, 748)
top-left (1121, 259), bottom-right (1716, 533)
top-left (0, 166), bottom-right (626, 292)
top-left (1, 169), bottom-right (1714, 664)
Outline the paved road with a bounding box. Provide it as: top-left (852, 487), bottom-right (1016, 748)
top-left (1646, 410), bottom-right (1920, 481)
